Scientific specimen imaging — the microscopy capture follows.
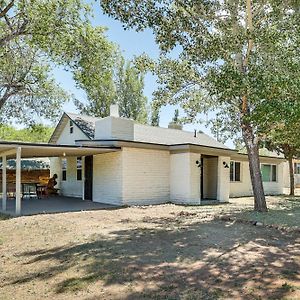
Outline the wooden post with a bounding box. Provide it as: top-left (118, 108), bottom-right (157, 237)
top-left (15, 147), bottom-right (22, 215)
top-left (82, 156), bottom-right (85, 200)
top-left (2, 155), bottom-right (7, 211)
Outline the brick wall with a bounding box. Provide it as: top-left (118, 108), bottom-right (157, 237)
top-left (122, 147), bottom-right (170, 205)
top-left (93, 152), bottom-right (123, 205)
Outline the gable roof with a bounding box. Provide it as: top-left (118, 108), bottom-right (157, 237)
top-left (52, 112), bottom-right (229, 150)
top-left (133, 124), bottom-right (229, 149)
top-left (49, 113), bottom-right (99, 143)
top-left (66, 113), bottom-right (99, 139)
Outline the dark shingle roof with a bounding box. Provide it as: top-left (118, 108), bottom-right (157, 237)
top-left (65, 113), bottom-right (229, 150)
top-left (66, 113), bottom-right (99, 139)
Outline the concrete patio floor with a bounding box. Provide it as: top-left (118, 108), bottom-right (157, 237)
top-left (0, 196), bottom-right (116, 216)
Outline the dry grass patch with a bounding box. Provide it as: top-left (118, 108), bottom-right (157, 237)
top-left (219, 196), bottom-right (300, 230)
top-left (0, 196), bottom-right (299, 299)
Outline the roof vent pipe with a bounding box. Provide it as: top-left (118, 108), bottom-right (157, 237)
top-left (110, 104), bottom-right (119, 117)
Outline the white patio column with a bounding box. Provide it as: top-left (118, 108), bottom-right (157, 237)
top-left (2, 155), bottom-right (7, 211)
top-left (217, 156), bottom-right (230, 202)
top-left (15, 147), bottom-right (22, 215)
top-left (82, 156), bottom-right (85, 200)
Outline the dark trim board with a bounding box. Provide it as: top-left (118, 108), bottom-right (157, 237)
top-left (75, 139), bottom-right (233, 152)
top-left (0, 140), bottom-right (120, 150)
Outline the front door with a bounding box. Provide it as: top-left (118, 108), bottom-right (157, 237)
top-left (84, 155), bottom-right (93, 201)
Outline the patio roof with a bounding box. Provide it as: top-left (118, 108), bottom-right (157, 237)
top-left (0, 141), bottom-right (120, 159)
top-left (0, 141), bottom-right (120, 216)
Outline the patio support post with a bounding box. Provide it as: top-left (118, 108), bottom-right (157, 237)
top-left (15, 147), bottom-right (22, 215)
top-left (82, 156), bottom-right (85, 200)
top-left (2, 155), bottom-right (7, 211)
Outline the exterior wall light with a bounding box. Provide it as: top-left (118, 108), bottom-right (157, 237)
top-left (196, 160), bottom-right (202, 168)
top-left (223, 161), bottom-right (229, 168)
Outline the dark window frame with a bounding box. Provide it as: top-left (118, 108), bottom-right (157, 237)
top-left (70, 120), bottom-right (74, 134)
top-left (294, 163), bottom-right (300, 175)
top-left (230, 161), bottom-right (241, 182)
top-left (62, 170), bottom-right (67, 181)
top-left (77, 157), bottom-right (82, 181)
top-left (62, 158), bottom-right (67, 181)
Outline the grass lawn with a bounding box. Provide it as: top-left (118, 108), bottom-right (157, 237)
top-left (0, 195), bottom-right (299, 299)
top-left (212, 195), bottom-right (300, 229)
top-left (229, 196), bottom-right (300, 229)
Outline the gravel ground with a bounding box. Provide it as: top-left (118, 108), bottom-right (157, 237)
top-left (0, 196), bottom-right (299, 300)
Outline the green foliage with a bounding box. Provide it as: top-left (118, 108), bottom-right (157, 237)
top-left (0, 40), bottom-right (69, 123)
top-left (115, 57), bottom-right (148, 124)
top-left (150, 103), bottom-right (160, 126)
top-left (0, 0), bottom-right (116, 124)
top-left (101, 0), bottom-right (300, 136)
top-left (101, 0), bottom-right (300, 211)
top-left (0, 124), bottom-right (54, 143)
top-left (75, 52), bottom-right (148, 123)
top-left (261, 98), bottom-right (300, 158)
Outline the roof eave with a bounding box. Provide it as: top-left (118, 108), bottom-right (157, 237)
top-left (48, 112), bottom-right (92, 144)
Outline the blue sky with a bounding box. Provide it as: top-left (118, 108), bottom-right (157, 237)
top-left (54, 2), bottom-right (232, 146)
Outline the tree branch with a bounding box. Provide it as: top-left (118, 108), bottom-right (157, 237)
top-left (243, 0), bottom-right (254, 68)
top-left (0, 0), bottom-right (15, 19)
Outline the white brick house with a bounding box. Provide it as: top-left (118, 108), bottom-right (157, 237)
top-left (47, 107), bottom-right (286, 206)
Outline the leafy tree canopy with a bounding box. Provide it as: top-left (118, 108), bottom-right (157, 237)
top-left (101, 0), bottom-right (300, 211)
top-left (75, 53), bottom-right (148, 124)
top-left (0, 0), bottom-right (115, 124)
top-left (0, 124), bottom-right (54, 142)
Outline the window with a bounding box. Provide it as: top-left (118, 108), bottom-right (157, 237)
top-left (294, 163), bottom-right (300, 174)
top-left (77, 157), bottom-right (82, 181)
top-left (62, 158), bottom-right (67, 181)
top-left (70, 120), bottom-right (74, 134)
top-left (230, 161), bottom-right (241, 182)
top-left (261, 164), bottom-right (277, 182)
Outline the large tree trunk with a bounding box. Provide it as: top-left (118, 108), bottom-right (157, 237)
top-left (288, 156), bottom-right (295, 196)
top-left (242, 124), bottom-right (268, 212)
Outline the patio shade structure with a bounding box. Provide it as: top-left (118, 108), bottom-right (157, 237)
top-left (0, 141), bottom-right (120, 215)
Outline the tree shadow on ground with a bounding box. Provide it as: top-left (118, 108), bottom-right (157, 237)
top-left (225, 197), bottom-right (300, 228)
top-left (7, 218), bottom-right (300, 300)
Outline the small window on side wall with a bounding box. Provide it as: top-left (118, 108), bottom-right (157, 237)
top-left (62, 158), bottom-right (67, 181)
top-left (294, 163), bottom-right (300, 174)
top-left (70, 120), bottom-right (74, 134)
top-left (230, 161), bottom-right (241, 182)
top-left (77, 157), bottom-right (82, 181)
top-left (261, 164), bottom-right (277, 182)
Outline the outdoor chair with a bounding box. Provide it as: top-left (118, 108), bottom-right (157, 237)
top-left (7, 183), bottom-right (16, 199)
top-left (36, 185), bottom-right (48, 199)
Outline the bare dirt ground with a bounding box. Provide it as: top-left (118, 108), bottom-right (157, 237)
top-left (0, 196), bottom-right (299, 300)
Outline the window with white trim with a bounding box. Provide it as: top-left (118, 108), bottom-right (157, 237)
top-left (70, 120), bottom-right (74, 134)
top-left (261, 164), bottom-right (277, 182)
top-left (62, 158), bottom-right (67, 181)
top-left (77, 157), bottom-right (82, 181)
top-left (294, 163), bottom-right (300, 175)
top-left (230, 161), bottom-right (241, 182)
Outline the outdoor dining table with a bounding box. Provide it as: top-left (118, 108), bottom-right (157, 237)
top-left (7, 181), bottom-right (40, 199)
top-left (21, 182), bottom-right (40, 199)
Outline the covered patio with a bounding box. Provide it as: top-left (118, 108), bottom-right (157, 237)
top-left (0, 195), bottom-right (115, 216)
top-left (0, 141), bottom-right (120, 216)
